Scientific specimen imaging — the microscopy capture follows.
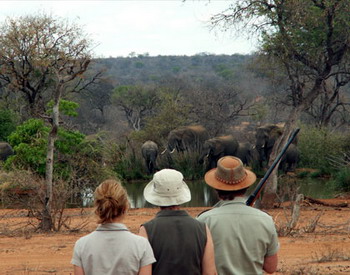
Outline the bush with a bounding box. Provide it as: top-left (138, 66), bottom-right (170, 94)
top-left (298, 125), bottom-right (345, 175)
top-left (332, 167), bottom-right (350, 192)
top-left (0, 170), bottom-right (42, 209)
top-left (0, 109), bottom-right (17, 141)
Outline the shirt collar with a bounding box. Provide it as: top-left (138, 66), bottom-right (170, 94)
top-left (96, 223), bottom-right (129, 231)
top-left (156, 209), bottom-right (189, 217)
top-left (213, 196), bottom-right (248, 207)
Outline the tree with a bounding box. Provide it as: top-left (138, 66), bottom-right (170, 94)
top-left (133, 91), bottom-right (191, 144)
top-left (0, 13), bottom-right (95, 230)
top-left (211, 0), bottom-right (350, 207)
top-left (112, 85), bottom-right (161, 131)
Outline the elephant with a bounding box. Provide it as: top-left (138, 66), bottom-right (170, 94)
top-left (235, 142), bottom-right (259, 168)
top-left (199, 135), bottom-right (239, 171)
top-left (141, 140), bottom-right (159, 174)
top-left (0, 142), bottom-right (14, 161)
top-left (162, 125), bottom-right (210, 154)
top-left (255, 124), bottom-right (299, 171)
top-left (255, 124), bottom-right (283, 168)
top-left (279, 143), bottom-right (300, 172)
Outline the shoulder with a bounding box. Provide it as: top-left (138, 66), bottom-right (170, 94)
top-left (73, 231), bottom-right (95, 249)
top-left (196, 208), bottom-right (212, 219)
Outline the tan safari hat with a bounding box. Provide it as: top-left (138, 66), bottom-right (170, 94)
top-left (204, 156), bottom-right (257, 191)
top-left (143, 169), bottom-right (191, 206)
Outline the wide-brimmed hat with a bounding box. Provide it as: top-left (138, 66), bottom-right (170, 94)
top-left (143, 169), bottom-right (191, 206)
top-left (205, 156), bottom-right (256, 191)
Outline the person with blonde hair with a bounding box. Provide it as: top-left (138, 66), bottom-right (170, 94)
top-left (71, 179), bottom-right (155, 275)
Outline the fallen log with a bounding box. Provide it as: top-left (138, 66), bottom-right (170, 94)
top-left (304, 196), bottom-right (348, 207)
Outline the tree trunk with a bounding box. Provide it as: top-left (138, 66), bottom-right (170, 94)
top-left (261, 106), bottom-right (303, 208)
top-left (41, 86), bottom-right (62, 231)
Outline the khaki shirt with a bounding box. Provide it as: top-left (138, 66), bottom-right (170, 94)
top-left (197, 197), bottom-right (279, 275)
top-left (71, 223), bottom-right (155, 275)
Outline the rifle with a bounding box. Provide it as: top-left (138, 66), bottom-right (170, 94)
top-left (246, 128), bottom-right (300, 206)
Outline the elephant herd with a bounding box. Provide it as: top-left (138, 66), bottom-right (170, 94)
top-left (141, 124), bottom-right (300, 175)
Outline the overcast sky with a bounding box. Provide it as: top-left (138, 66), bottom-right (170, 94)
top-left (1, 1), bottom-right (257, 58)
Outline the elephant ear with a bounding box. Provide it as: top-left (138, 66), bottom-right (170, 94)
top-left (212, 140), bottom-right (225, 156)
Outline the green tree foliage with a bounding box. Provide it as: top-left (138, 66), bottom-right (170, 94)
top-left (132, 92), bottom-right (191, 144)
top-left (6, 119), bottom-right (83, 175)
top-left (6, 119), bottom-right (50, 174)
top-left (5, 118), bottom-right (115, 189)
top-left (0, 109), bottom-right (17, 141)
top-left (46, 99), bottom-right (79, 118)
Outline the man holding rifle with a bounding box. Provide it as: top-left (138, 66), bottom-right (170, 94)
top-left (197, 156), bottom-right (279, 274)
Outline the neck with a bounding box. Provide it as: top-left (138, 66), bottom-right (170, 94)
top-left (160, 205), bottom-right (180, 210)
top-left (110, 214), bottom-right (125, 223)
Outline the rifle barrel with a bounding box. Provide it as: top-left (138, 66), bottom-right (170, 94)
top-left (246, 128), bottom-right (300, 206)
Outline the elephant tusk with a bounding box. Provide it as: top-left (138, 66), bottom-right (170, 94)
top-left (170, 148), bottom-right (175, 154)
top-left (161, 148), bottom-right (167, 155)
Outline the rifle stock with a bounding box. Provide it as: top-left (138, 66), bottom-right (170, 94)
top-left (246, 128), bottom-right (300, 206)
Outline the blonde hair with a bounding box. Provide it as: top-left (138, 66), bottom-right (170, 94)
top-left (94, 179), bottom-right (129, 224)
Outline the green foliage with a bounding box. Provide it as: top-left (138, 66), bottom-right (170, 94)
top-left (134, 61), bottom-right (144, 68)
top-left (6, 119), bottom-right (49, 174)
top-left (0, 109), bottom-right (17, 141)
top-left (213, 64), bottom-right (234, 80)
top-left (332, 167), bottom-right (350, 192)
top-left (109, 142), bottom-right (145, 181)
top-left (169, 152), bottom-right (205, 180)
top-left (55, 129), bottom-right (84, 154)
top-left (46, 100), bottom-right (79, 117)
top-left (132, 92), bottom-right (191, 144)
top-left (61, 135), bottom-right (118, 190)
top-left (6, 119), bottom-right (87, 177)
top-left (298, 125), bottom-right (345, 175)
top-left (250, 102), bottom-right (269, 124)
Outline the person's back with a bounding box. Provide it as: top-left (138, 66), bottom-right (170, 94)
top-left (144, 209), bottom-right (206, 275)
top-left (71, 179), bottom-right (155, 275)
top-left (139, 169), bottom-right (217, 275)
top-left (73, 224), bottom-right (154, 275)
top-left (197, 156), bottom-right (279, 275)
top-left (198, 198), bottom-right (279, 274)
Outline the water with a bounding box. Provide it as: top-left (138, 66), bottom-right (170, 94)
top-left (83, 177), bottom-right (337, 208)
top-left (124, 180), bottom-right (219, 209)
top-left (123, 177), bottom-right (337, 208)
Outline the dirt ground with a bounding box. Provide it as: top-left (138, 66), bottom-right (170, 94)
top-left (0, 197), bottom-right (350, 275)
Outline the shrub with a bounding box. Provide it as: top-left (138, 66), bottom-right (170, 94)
top-left (298, 125), bottom-right (345, 175)
top-left (332, 167), bottom-right (350, 192)
top-left (0, 109), bottom-right (17, 141)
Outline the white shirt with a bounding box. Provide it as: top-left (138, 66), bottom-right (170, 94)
top-left (71, 223), bottom-right (156, 275)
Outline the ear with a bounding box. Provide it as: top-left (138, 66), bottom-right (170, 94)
top-left (212, 142), bottom-right (224, 156)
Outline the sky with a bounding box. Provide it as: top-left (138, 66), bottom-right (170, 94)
top-left (1, 1), bottom-right (257, 58)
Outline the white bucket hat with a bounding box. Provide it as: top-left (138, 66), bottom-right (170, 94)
top-left (143, 169), bottom-right (191, 206)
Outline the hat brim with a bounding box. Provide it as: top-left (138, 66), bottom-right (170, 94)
top-left (143, 180), bottom-right (191, 206)
top-left (204, 167), bottom-right (256, 191)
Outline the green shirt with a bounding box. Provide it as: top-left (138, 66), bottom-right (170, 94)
top-left (197, 197), bottom-right (279, 275)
